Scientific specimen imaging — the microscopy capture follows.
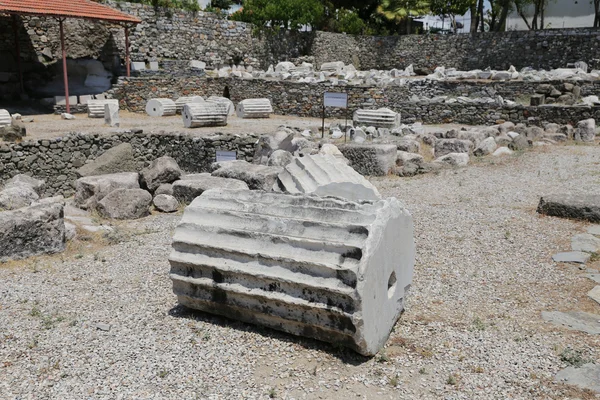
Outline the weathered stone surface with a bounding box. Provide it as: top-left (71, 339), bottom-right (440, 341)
top-left (267, 149), bottom-right (294, 167)
top-left (253, 130), bottom-right (294, 164)
top-left (0, 122), bottom-right (26, 141)
top-left (396, 151), bottom-right (424, 166)
top-left (97, 188), bottom-right (152, 220)
top-left (434, 139), bottom-right (473, 157)
top-left (0, 109), bottom-right (10, 126)
top-left (492, 146), bottom-right (513, 157)
top-left (353, 108), bottom-right (400, 129)
top-left (104, 103), bottom-right (119, 127)
top-left (571, 233), bottom-right (600, 253)
top-left (153, 194), bottom-right (179, 213)
top-left (0, 202), bottom-right (65, 262)
top-left (588, 286), bottom-right (600, 306)
top-left (338, 144), bottom-right (397, 176)
top-left (574, 118), bottom-right (596, 142)
top-left (77, 143), bottom-right (137, 177)
top-left (140, 156), bottom-right (182, 192)
top-left (433, 152), bottom-right (469, 167)
top-left (4, 174), bottom-right (45, 195)
top-left (169, 189), bottom-right (415, 356)
top-left (173, 173), bottom-right (249, 203)
top-left (552, 251), bottom-right (591, 264)
top-left (87, 99), bottom-right (119, 118)
top-left (155, 183), bottom-right (173, 196)
top-left (508, 134), bottom-right (531, 151)
top-left (395, 138), bottom-right (420, 154)
top-left (206, 96), bottom-right (235, 116)
top-left (473, 137), bottom-right (497, 157)
top-left (175, 96), bottom-right (204, 113)
top-left (537, 194), bottom-right (600, 223)
top-left (146, 98), bottom-right (177, 117)
top-left (0, 185), bottom-right (39, 210)
top-left (74, 172), bottom-right (140, 209)
top-left (212, 160), bottom-right (281, 191)
top-left (275, 154), bottom-right (381, 202)
top-left (319, 144), bottom-right (350, 164)
top-left (555, 363), bottom-right (600, 393)
top-left (182, 103), bottom-right (228, 128)
top-left (236, 98), bottom-right (273, 118)
top-left (542, 311), bottom-right (600, 334)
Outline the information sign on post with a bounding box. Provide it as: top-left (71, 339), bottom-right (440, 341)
top-left (216, 150), bottom-right (237, 162)
top-left (322, 92), bottom-right (349, 140)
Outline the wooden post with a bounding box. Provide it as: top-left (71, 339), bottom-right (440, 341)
top-left (59, 18), bottom-right (70, 114)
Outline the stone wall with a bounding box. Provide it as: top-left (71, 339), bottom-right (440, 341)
top-left (0, 132), bottom-right (256, 197)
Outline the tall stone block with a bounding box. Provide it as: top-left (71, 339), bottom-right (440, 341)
top-left (87, 99), bottom-right (119, 118)
top-left (169, 189), bottom-right (415, 356)
top-left (104, 103), bottom-right (120, 127)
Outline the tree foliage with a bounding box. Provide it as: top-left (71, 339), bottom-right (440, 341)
top-left (230, 0), bottom-right (324, 32)
top-left (429, 0), bottom-right (474, 32)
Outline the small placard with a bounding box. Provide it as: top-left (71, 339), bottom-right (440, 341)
top-left (216, 150), bottom-right (237, 162)
top-left (324, 92), bottom-right (348, 108)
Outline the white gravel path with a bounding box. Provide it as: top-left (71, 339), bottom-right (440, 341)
top-left (1, 144), bottom-right (600, 399)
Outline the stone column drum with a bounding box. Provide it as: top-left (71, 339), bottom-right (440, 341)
top-left (168, 188), bottom-right (415, 356)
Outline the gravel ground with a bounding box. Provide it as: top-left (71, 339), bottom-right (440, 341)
top-left (1, 144), bottom-right (600, 399)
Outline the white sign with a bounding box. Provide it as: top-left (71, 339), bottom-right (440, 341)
top-left (324, 92), bottom-right (348, 108)
top-left (216, 151), bottom-right (237, 162)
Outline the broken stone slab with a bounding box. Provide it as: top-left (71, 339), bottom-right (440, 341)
top-left (473, 137), bottom-right (497, 157)
top-left (586, 273), bottom-right (600, 283)
top-left (206, 96), bottom-right (235, 116)
top-left (338, 144), bottom-right (397, 176)
top-left (541, 311), bottom-right (600, 334)
top-left (87, 99), bottom-right (119, 118)
top-left (253, 130), bottom-right (294, 164)
top-left (140, 156), bottom-right (182, 192)
top-left (172, 173), bottom-right (249, 204)
top-left (182, 103), bottom-right (228, 128)
top-left (574, 118), bottom-right (596, 142)
top-left (555, 363), bottom-right (600, 393)
top-left (155, 183), bottom-right (173, 196)
top-left (74, 172), bottom-right (140, 210)
top-left (353, 108), bottom-right (400, 129)
top-left (211, 160), bottom-right (281, 191)
top-left (77, 143), bottom-right (137, 177)
top-left (0, 202), bottom-right (65, 262)
top-left (104, 103), bottom-right (119, 127)
top-left (509, 134), bottom-right (531, 151)
top-left (236, 98), bottom-right (273, 119)
top-left (552, 251), bottom-right (591, 264)
top-left (319, 144), bottom-right (350, 165)
top-left (434, 139), bottom-right (473, 157)
top-left (587, 225), bottom-right (600, 235)
top-left (145, 98), bottom-right (177, 117)
top-left (169, 189), bottom-right (415, 356)
top-left (396, 151), bottom-right (424, 167)
top-left (190, 60), bottom-right (206, 70)
top-left (537, 194), bottom-right (600, 223)
top-left (433, 153), bottom-right (470, 167)
top-left (0, 109), bottom-right (11, 126)
top-left (267, 150), bottom-right (294, 167)
top-left (4, 174), bottom-right (46, 195)
top-left (0, 184), bottom-right (39, 210)
top-left (571, 233), bottom-right (600, 253)
top-left (61, 113), bottom-right (75, 120)
top-left (153, 194), bottom-right (179, 213)
top-left (274, 154), bottom-right (381, 202)
top-left (97, 188), bottom-right (152, 220)
top-left (174, 96), bottom-right (204, 113)
top-left (588, 286), bottom-right (600, 306)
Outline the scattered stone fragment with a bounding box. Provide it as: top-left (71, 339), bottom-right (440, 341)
top-left (0, 185), bottom-right (39, 210)
top-left (74, 172), bottom-right (140, 210)
top-left (211, 160), bottom-right (282, 191)
top-left (396, 151), bottom-right (424, 166)
top-left (155, 183), bottom-right (173, 196)
top-left (96, 323), bottom-right (111, 332)
top-left (574, 119), bottom-right (596, 142)
top-left (319, 144), bottom-right (349, 164)
top-left (508, 134), bottom-right (530, 151)
top-left (586, 273), bottom-right (600, 283)
top-left (4, 174), bottom-right (46, 195)
top-left (153, 194), bottom-right (179, 213)
top-left (492, 147), bottom-right (513, 157)
top-left (61, 113), bottom-right (75, 120)
top-left (140, 156), bottom-right (182, 192)
top-left (586, 225), bottom-right (600, 235)
top-left (267, 149), bottom-right (294, 167)
top-left (97, 189), bottom-right (152, 220)
top-left (541, 311), bottom-right (600, 334)
top-left (434, 139), bottom-right (473, 157)
top-left (433, 153), bottom-right (469, 167)
top-left (253, 130), bottom-right (294, 164)
top-left (588, 286), bottom-right (600, 306)
top-left (77, 143), bottom-right (137, 177)
top-left (555, 363), bottom-right (600, 393)
top-left (173, 173), bottom-right (249, 203)
top-left (537, 194), bottom-right (600, 223)
top-left (572, 233), bottom-right (600, 252)
top-left (552, 251), bottom-right (590, 264)
top-left (64, 222), bottom-right (77, 241)
top-left (353, 108), bottom-right (400, 129)
top-left (338, 144), bottom-right (397, 176)
top-left (473, 137), bottom-right (497, 156)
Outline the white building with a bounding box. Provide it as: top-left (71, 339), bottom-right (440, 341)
top-left (506, 0), bottom-right (595, 30)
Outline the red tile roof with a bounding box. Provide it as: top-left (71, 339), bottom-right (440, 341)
top-left (0, 0), bottom-right (141, 24)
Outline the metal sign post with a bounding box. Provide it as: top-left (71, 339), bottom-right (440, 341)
top-left (322, 92), bottom-right (349, 139)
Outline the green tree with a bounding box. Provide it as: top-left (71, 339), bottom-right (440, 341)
top-left (230, 0), bottom-right (324, 32)
top-left (486, 0), bottom-right (512, 31)
top-left (376, 0), bottom-right (431, 34)
top-left (324, 8), bottom-right (366, 34)
top-left (429, 0), bottom-right (474, 33)
top-left (514, 0), bottom-right (553, 30)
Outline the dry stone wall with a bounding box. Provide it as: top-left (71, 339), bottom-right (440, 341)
top-left (0, 132), bottom-right (256, 197)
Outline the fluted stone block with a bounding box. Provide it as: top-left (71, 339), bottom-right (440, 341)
top-left (169, 189), bottom-right (415, 356)
top-left (274, 154), bottom-right (381, 202)
top-left (146, 98), bottom-right (177, 117)
top-left (87, 99), bottom-right (119, 118)
top-left (0, 109), bottom-right (10, 126)
top-left (353, 108), bottom-right (401, 129)
top-left (182, 103), bottom-right (228, 128)
top-left (236, 98), bottom-right (273, 119)
top-left (175, 96), bottom-right (205, 113)
top-left (207, 96), bottom-right (235, 116)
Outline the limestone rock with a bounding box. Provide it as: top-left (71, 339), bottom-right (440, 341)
top-left (0, 202), bottom-right (65, 262)
top-left (74, 172), bottom-right (140, 209)
top-left (236, 98), bottom-right (273, 119)
top-left (140, 156), bottom-right (182, 192)
top-left (211, 160), bottom-right (282, 191)
top-left (319, 144), bottom-right (350, 165)
top-left (267, 150), bottom-right (294, 167)
top-left (552, 251), bottom-right (590, 264)
top-left (588, 286), bottom-right (600, 306)
top-left (173, 173), bottom-right (249, 204)
top-left (555, 363), bottom-right (600, 393)
top-left (434, 139), bottom-right (473, 157)
top-left (0, 122), bottom-right (26, 141)
top-left (169, 189), bottom-right (415, 356)
top-left (77, 143), bottom-right (136, 177)
top-left (492, 147), bottom-right (513, 157)
top-left (433, 153), bottom-right (469, 167)
top-left (473, 137), bottom-right (497, 157)
top-left (338, 144), bottom-right (397, 176)
top-left (153, 194), bottom-right (179, 213)
top-left (396, 151), bottom-right (424, 166)
top-left (0, 185), bottom-right (39, 210)
top-left (537, 194), bottom-right (600, 223)
top-left (571, 233), bottom-right (600, 253)
top-left (396, 138), bottom-right (420, 154)
top-left (253, 130), bottom-right (294, 164)
top-left (542, 311), bottom-right (600, 334)
top-left (155, 183), bottom-right (173, 196)
top-left (274, 154), bottom-right (381, 202)
top-left (574, 119), bottom-right (596, 142)
top-left (87, 99), bottom-right (119, 118)
top-left (508, 134), bottom-right (531, 151)
top-left (4, 174), bottom-right (45, 195)
top-left (175, 96), bottom-right (204, 113)
top-left (97, 188), bottom-right (152, 220)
